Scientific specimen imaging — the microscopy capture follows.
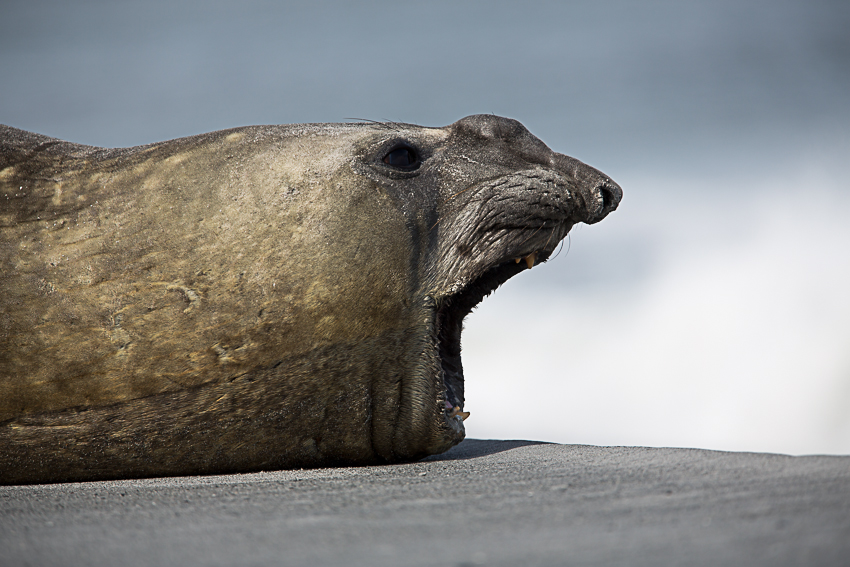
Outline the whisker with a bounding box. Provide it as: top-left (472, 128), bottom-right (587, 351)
top-left (550, 237), bottom-right (566, 261)
top-left (542, 224), bottom-right (556, 250)
top-left (343, 118), bottom-right (407, 131)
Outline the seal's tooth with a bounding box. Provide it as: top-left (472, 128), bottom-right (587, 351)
top-left (515, 258), bottom-right (521, 264)
top-left (450, 406), bottom-right (470, 421)
top-left (524, 252), bottom-right (537, 269)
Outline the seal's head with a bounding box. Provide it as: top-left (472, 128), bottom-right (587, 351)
top-left (0, 114), bottom-right (620, 483)
top-left (351, 114), bottom-right (621, 459)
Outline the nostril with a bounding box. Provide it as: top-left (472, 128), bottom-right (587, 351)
top-left (600, 186), bottom-right (615, 210)
top-left (584, 182), bottom-right (622, 224)
top-left (597, 182), bottom-right (622, 212)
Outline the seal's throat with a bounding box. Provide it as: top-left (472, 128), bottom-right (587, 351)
top-left (434, 257), bottom-right (532, 420)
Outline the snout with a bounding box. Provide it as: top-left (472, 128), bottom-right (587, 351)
top-left (552, 153), bottom-right (622, 225)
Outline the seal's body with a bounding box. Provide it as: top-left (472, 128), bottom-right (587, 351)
top-left (0, 115), bottom-right (621, 484)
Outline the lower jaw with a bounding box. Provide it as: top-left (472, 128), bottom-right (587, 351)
top-left (403, 246), bottom-right (562, 459)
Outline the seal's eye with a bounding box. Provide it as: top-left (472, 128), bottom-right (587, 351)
top-left (383, 146), bottom-right (419, 168)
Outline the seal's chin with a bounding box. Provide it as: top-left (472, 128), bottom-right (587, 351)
top-left (434, 251), bottom-right (548, 424)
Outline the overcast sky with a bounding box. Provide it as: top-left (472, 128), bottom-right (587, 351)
top-left (2, 0), bottom-right (849, 454)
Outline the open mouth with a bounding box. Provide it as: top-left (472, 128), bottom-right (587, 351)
top-left (433, 251), bottom-right (543, 424)
top-left (423, 171), bottom-right (621, 435)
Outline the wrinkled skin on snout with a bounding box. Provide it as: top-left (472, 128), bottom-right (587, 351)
top-left (0, 115), bottom-right (621, 484)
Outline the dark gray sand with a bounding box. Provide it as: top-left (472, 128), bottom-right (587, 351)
top-left (2, 440), bottom-right (848, 566)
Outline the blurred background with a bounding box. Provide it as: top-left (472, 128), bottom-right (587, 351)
top-left (2, 0), bottom-right (848, 455)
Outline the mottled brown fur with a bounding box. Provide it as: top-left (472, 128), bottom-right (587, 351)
top-left (0, 115), bottom-right (620, 484)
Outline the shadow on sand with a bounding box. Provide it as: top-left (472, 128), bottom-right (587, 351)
top-left (422, 438), bottom-right (551, 462)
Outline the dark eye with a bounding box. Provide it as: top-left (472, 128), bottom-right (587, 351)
top-left (382, 146), bottom-right (419, 168)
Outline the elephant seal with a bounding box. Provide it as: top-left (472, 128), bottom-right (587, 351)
top-left (0, 115), bottom-right (621, 484)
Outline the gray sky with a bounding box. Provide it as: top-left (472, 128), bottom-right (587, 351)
top-left (3, 1), bottom-right (847, 172)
